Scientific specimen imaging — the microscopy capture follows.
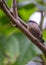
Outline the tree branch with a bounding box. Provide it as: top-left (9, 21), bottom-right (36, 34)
top-left (11, 0), bottom-right (28, 27)
top-left (39, 0), bottom-right (45, 30)
top-left (39, 11), bottom-right (44, 30)
top-left (0, 0), bottom-right (46, 57)
top-left (2, 0), bottom-right (27, 27)
top-left (0, 0), bottom-right (3, 8)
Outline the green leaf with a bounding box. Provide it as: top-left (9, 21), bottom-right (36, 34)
top-left (18, 8), bottom-right (35, 21)
top-left (42, 29), bottom-right (46, 40)
top-left (4, 36), bottom-right (20, 64)
top-left (0, 35), bottom-right (20, 65)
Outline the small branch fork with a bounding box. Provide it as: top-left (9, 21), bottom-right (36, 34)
top-left (0, 0), bottom-right (46, 57)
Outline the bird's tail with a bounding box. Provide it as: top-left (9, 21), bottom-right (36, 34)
top-left (39, 38), bottom-right (44, 44)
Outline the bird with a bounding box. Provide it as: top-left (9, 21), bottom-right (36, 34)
top-left (27, 20), bottom-right (44, 44)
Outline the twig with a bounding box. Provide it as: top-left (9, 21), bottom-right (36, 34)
top-left (2, 0), bottom-right (10, 10)
top-left (12, 0), bottom-right (27, 27)
top-left (12, 0), bottom-right (28, 27)
top-left (39, 0), bottom-right (44, 30)
top-left (11, 0), bottom-right (18, 26)
top-left (18, 17), bottom-right (28, 28)
top-left (39, 11), bottom-right (44, 30)
top-left (12, 0), bottom-right (18, 19)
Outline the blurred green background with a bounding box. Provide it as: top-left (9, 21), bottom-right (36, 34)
top-left (0, 0), bottom-right (46, 65)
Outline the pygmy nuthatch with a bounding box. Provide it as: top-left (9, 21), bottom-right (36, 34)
top-left (27, 20), bottom-right (44, 44)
